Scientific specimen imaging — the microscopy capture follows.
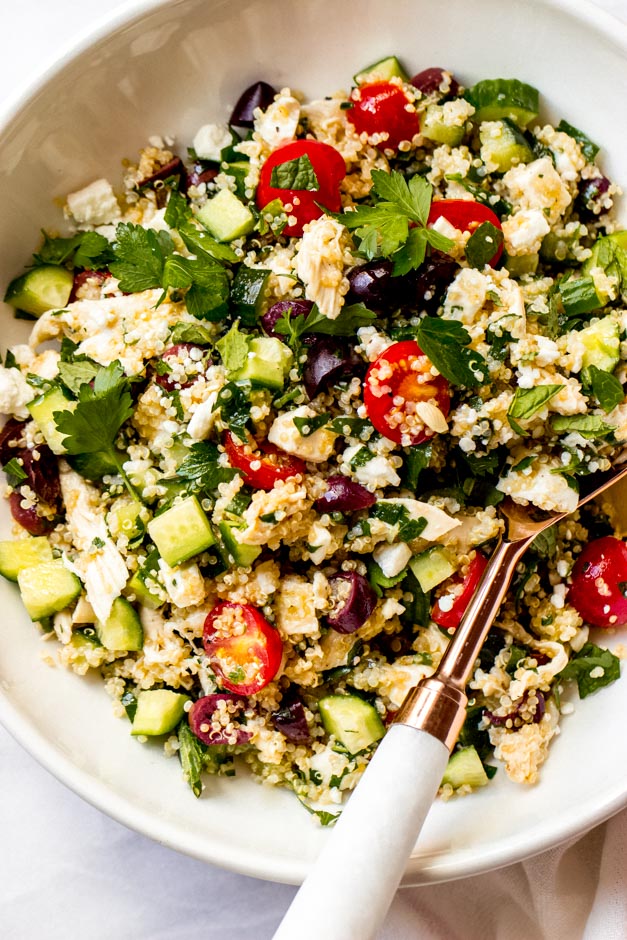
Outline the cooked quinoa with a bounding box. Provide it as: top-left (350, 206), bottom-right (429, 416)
top-left (1, 60), bottom-right (626, 817)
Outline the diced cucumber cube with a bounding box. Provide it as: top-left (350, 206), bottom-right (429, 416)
top-left (318, 694), bottom-right (385, 754)
top-left (4, 265), bottom-right (74, 317)
top-left (106, 499), bottom-right (150, 541)
top-left (583, 231), bottom-right (627, 296)
top-left (505, 253), bottom-right (539, 277)
top-left (197, 189), bottom-right (255, 242)
top-left (441, 745), bottom-right (489, 789)
top-left (0, 537), bottom-right (53, 582)
top-left (353, 55), bottom-right (409, 85)
top-left (131, 689), bottom-right (189, 736)
top-left (27, 386), bottom-right (76, 455)
top-left (466, 78), bottom-right (539, 128)
top-left (409, 547), bottom-right (455, 593)
top-left (147, 495), bottom-right (216, 567)
top-left (219, 520), bottom-right (261, 568)
top-left (17, 560), bottom-right (81, 621)
top-left (559, 276), bottom-right (606, 316)
top-left (479, 119), bottom-right (534, 172)
top-left (95, 596), bottom-right (144, 651)
top-left (229, 336), bottom-right (293, 390)
top-left (421, 104), bottom-right (465, 147)
top-left (127, 570), bottom-right (163, 610)
top-left (579, 317), bottom-right (620, 372)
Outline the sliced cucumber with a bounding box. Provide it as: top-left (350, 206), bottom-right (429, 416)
top-left (579, 317), bottom-right (620, 372)
top-left (505, 253), bottom-right (539, 277)
top-left (106, 498), bottom-right (149, 541)
top-left (131, 689), bottom-right (189, 736)
top-left (441, 745), bottom-right (489, 789)
top-left (127, 550), bottom-right (163, 609)
top-left (559, 276), bottom-right (606, 316)
top-left (409, 547), bottom-right (455, 593)
top-left (17, 560), bottom-right (81, 621)
top-left (147, 495), bottom-right (216, 567)
top-left (230, 267), bottom-right (272, 326)
top-left (318, 694), bottom-right (385, 754)
top-left (95, 596), bottom-right (144, 651)
top-left (420, 103), bottom-right (466, 147)
top-left (479, 119), bottom-right (534, 172)
top-left (4, 265), bottom-right (74, 317)
top-left (197, 189), bottom-right (255, 242)
top-left (27, 386), bottom-right (76, 455)
top-left (218, 520), bottom-right (261, 568)
top-left (0, 537), bottom-right (53, 582)
top-left (229, 336), bottom-right (293, 390)
top-left (466, 78), bottom-right (539, 128)
top-left (353, 55), bottom-right (409, 85)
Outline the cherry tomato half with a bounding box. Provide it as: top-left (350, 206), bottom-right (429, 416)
top-left (363, 340), bottom-right (450, 446)
top-left (568, 536), bottom-right (627, 629)
top-left (223, 431), bottom-right (305, 490)
top-left (432, 553), bottom-right (488, 631)
top-left (203, 601), bottom-right (283, 695)
top-left (347, 81), bottom-right (420, 152)
top-left (257, 139), bottom-right (346, 238)
top-left (428, 199), bottom-right (504, 266)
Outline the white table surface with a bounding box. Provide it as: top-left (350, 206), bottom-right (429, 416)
top-left (2, 2), bottom-right (627, 939)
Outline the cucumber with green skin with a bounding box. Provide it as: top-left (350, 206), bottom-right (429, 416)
top-left (421, 104), bottom-right (466, 147)
top-left (318, 694), bottom-right (385, 754)
top-left (131, 689), bottom-right (189, 736)
top-left (197, 189), bottom-right (255, 242)
top-left (353, 55), bottom-right (409, 85)
top-left (4, 265), bottom-right (74, 317)
top-left (17, 560), bottom-right (81, 621)
top-left (579, 317), bottom-right (620, 372)
top-left (218, 520), bottom-right (261, 568)
top-left (229, 336), bottom-right (293, 390)
top-left (465, 78), bottom-right (539, 128)
top-left (0, 537), bottom-right (53, 582)
top-left (410, 546), bottom-right (455, 593)
top-left (480, 119), bottom-right (534, 172)
top-left (96, 596), bottom-right (143, 651)
top-left (147, 495), bottom-right (216, 567)
top-left (441, 745), bottom-right (489, 789)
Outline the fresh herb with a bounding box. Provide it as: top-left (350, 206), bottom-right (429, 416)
top-left (507, 385), bottom-right (563, 434)
top-left (348, 446), bottom-right (373, 468)
top-left (178, 221), bottom-right (239, 264)
top-left (367, 560), bottom-right (408, 596)
top-left (556, 119), bottom-right (600, 162)
top-left (270, 154), bottom-right (319, 191)
top-left (121, 691), bottom-right (138, 722)
top-left (176, 441), bottom-right (240, 492)
top-left (338, 169), bottom-right (454, 273)
top-left (53, 362), bottom-right (137, 497)
top-left (505, 645), bottom-right (528, 675)
top-left (33, 230), bottom-right (113, 270)
top-left (461, 449), bottom-right (501, 478)
top-left (551, 414), bottom-right (615, 438)
top-left (559, 642), bottom-right (620, 698)
top-left (327, 416), bottom-right (373, 438)
top-left (465, 222), bottom-right (504, 269)
top-left (401, 568), bottom-right (431, 628)
top-left (169, 322), bottom-right (214, 346)
top-left (216, 321), bottom-right (249, 372)
top-left (510, 455), bottom-right (536, 473)
top-left (532, 527), bottom-right (556, 558)
top-left (274, 303), bottom-right (376, 357)
top-left (293, 413), bottom-right (330, 437)
top-left (403, 443), bottom-right (432, 490)
top-left (213, 381), bottom-right (252, 440)
top-left (584, 365), bottom-right (624, 413)
top-left (371, 502), bottom-right (427, 542)
top-left (2, 457), bottom-right (27, 486)
top-left (109, 222), bottom-right (175, 292)
top-left (415, 317), bottom-right (488, 387)
top-left (57, 359), bottom-right (101, 395)
top-left (295, 796), bottom-right (339, 827)
top-left (444, 174), bottom-right (511, 218)
top-left (178, 721), bottom-right (207, 798)
top-left (163, 189), bottom-right (192, 229)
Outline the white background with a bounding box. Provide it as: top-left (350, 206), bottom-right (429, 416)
top-left (1, 2), bottom-right (627, 939)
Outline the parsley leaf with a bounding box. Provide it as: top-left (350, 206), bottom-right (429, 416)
top-left (551, 414), bottom-right (616, 438)
top-left (507, 385), bottom-right (563, 434)
top-left (176, 442), bottom-right (240, 492)
top-left (273, 302), bottom-right (376, 358)
top-left (371, 502), bottom-right (427, 542)
top-left (53, 362), bottom-right (137, 497)
top-left (584, 365), bottom-right (624, 413)
top-left (465, 222), bottom-right (504, 269)
top-left (270, 154), bottom-right (319, 191)
top-left (559, 642), bottom-right (620, 698)
top-left (33, 231), bottom-right (113, 270)
top-left (109, 223), bottom-right (175, 292)
top-left (216, 322), bottom-right (249, 373)
top-left (212, 381), bottom-right (252, 440)
top-left (57, 359), bottom-right (101, 395)
top-left (415, 317), bottom-right (489, 387)
top-left (3, 457), bottom-right (28, 487)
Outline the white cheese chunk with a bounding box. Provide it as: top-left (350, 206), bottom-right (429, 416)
top-left (158, 559), bottom-right (206, 608)
top-left (497, 461), bottom-right (579, 514)
top-left (373, 542), bottom-right (412, 578)
top-left (193, 123), bottom-right (233, 161)
top-left (66, 178), bottom-right (121, 227)
top-left (255, 92), bottom-right (301, 148)
top-left (502, 208), bottom-right (550, 256)
top-left (379, 498), bottom-right (461, 542)
top-left (267, 406), bottom-right (337, 463)
top-left (0, 367), bottom-right (33, 419)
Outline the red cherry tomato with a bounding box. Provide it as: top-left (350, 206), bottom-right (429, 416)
top-left (428, 199), bottom-right (504, 266)
top-left (432, 553), bottom-right (489, 631)
top-left (347, 81), bottom-right (420, 152)
top-left (363, 340), bottom-right (450, 446)
top-left (203, 601), bottom-right (283, 695)
top-left (257, 140), bottom-right (346, 237)
top-left (568, 536), bottom-right (627, 629)
top-left (223, 431), bottom-right (305, 490)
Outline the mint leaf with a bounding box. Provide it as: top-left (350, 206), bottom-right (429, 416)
top-left (293, 413), bottom-right (330, 436)
top-left (169, 322), bottom-right (213, 345)
top-left (300, 302), bottom-right (376, 336)
top-left (559, 642), bottom-right (620, 698)
top-left (3, 457), bottom-right (28, 486)
top-left (213, 381), bottom-right (252, 440)
top-left (551, 414), bottom-right (615, 438)
top-left (178, 721), bottom-right (207, 798)
top-left (465, 222), bottom-right (504, 269)
top-left (176, 441), bottom-right (240, 492)
top-left (507, 385), bottom-right (563, 430)
top-left (585, 365), bottom-right (624, 413)
top-left (270, 154), bottom-right (319, 191)
top-left (57, 359), bottom-right (101, 395)
top-left (403, 443), bottom-right (432, 490)
top-left (216, 322), bottom-right (249, 372)
top-left (415, 317), bottom-right (489, 387)
top-left (33, 231), bottom-right (113, 270)
top-left (110, 223), bottom-right (174, 292)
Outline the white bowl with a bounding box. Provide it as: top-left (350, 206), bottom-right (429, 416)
top-left (2, 0), bottom-right (627, 886)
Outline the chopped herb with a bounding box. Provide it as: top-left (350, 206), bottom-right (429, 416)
top-left (295, 796), bottom-right (339, 827)
top-left (270, 154), bottom-right (319, 191)
top-left (57, 359), bottom-right (101, 395)
top-left (213, 381), bottom-right (252, 440)
top-left (109, 222), bottom-right (175, 292)
top-left (163, 188), bottom-right (192, 228)
top-left (216, 321), bottom-right (249, 372)
top-left (169, 322), bottom-right (213, 346)
top-left (121, 691), bottom-right (138, 722)
top-left (559, 642), bottom-right (620, 698)
top-left (551, 414), bottom-right (615, 438)
top-left (465, 222), bottom-right (504, 269)
top-left (2, 457), bottom-right (27, 486)
top-left (176, 441), bottom-right (240, 492)
top-left (532, 527), bottom-right (556, 558)
top-left (510, 455), bottom-right (536, 473)
top-left (415, 317), bottom-right (489, 387)
top-left (371, 502), bottom-right (427, 542)
top-left (178, 721), bottom-right (207, 798)
top-left (403, 443), bottom-right (432, 490)
top-left (507, 385), bottom-right (563, 433)
top-left (367, 559), bottom-right (408, 596)
top-left (349, 447), bottom-right (373, 468)
top-left (584, 365), bottom-right (624, 413)
top-left (293, 413), bottom-right (330, 437)
top-left (33, 230), bottom-right (113, 270)
top-left (328, 416), bottom-right (373, 437)
top-left (505, 645), bottom-right (528, 675)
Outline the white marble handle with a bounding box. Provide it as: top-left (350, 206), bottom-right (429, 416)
top-left (273, 724), bottom-right (449, 940)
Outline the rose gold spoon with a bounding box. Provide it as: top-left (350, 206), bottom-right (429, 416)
top-left (274, 460), bottom-right (627, 940)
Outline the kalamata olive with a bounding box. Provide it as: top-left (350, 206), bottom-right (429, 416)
top-left (188, 694), bottom-right (252, 746)
top-left (577, 174), bottom-right (612, 218)
top-left (229, 81), bottom-right (277, 128)
top-left (314, 475), bottom-right (376, 513)
top-left (326, 571), bottom-right (377, 634)
top-left (154, 344), bottom-right (205, 391)
top-left (8, 491), bottom-right (54, 536)
top-left (485, 690), bottom-right (546, 727)
top-left (346, 260), bottom-right (396, 311)
top-left (138, 155), bottom-right (188, 192)
top-left (271, 698), bottom-right (311, 744)
top-left (19, 446), bottom-right (61, 507)
top-left (303, 338), bottom-right (363, 399)
top-left (261, 299), bottom-right (314, 337)
top-left (187, 162), bottom-right (218, 189)
top-left (69, 269), bottom-right (108, 303)
top-left (403, 253), bottom-right (459, 313)
top-left (0, 419), bottom-right (27, 465)
top-left (410, 67), bottom-right (460, 99)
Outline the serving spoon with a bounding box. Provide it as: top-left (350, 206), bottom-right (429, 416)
top-left (273, 461), bottom-right (627, 940)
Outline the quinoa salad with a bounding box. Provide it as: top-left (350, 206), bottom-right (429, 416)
top-left (2, 56), bottom-right (627, 817)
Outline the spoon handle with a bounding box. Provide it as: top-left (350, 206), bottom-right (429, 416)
top-left (273, 723), bottom-right (449, 940)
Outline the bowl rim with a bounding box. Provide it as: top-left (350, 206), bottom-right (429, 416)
top-left (2, 0), bottom-right (627, 887)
